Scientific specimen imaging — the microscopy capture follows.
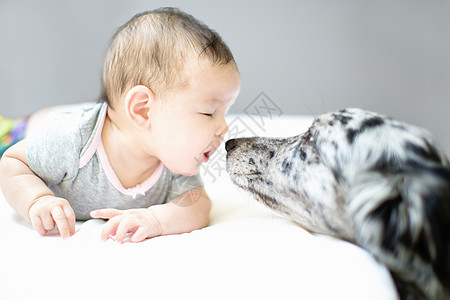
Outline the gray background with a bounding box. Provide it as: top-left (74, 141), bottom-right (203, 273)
top-left (1, 0), bottom-right (449, 155)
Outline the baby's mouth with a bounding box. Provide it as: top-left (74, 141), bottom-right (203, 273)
top-left (202, 147), bottom-right (216, 163)
top-left (202, 150), bottom-right (211, 162)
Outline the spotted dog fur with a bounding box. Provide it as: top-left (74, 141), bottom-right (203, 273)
top-left (225, 108), bottom-right (450, 300)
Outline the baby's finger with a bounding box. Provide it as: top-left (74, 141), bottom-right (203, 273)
top-left (131, 227), bottom-right (148, 243)
top-left (51, 206), bottom-right (70, 239)
top-left (101, 216), bottom-right (123, 242)
top-left (41, 212), bottom-right (56, 232)
top-left (90, 208), bottom-right (122, 220)
top-left (30, 215), bottom-right (47, 236)
top-left (115, 219), bottom-right (137, 244)
top-left (63, 204), bottom-right (76, 236)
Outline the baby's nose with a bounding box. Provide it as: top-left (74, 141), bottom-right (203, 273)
top-left (216, 118), bottom-right (229, 138)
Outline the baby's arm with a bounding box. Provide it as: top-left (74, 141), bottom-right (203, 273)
top-left (0, 140), bottom-right (75, 238)
top-left (90, 187), bottom-right (211, 243)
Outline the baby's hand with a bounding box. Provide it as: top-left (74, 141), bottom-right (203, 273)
top-left (90, 208), bottom-right (162, 243)
top-left (28, 196), bottom-right (76, 239)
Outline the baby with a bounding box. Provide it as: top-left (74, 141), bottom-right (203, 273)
top-left (0, 8), bottom-right (240, 243)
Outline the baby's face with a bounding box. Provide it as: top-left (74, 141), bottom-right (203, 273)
top-left (148, 61), bottom-right (240, 176)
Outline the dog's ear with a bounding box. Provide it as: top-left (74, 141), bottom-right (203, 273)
top-left (348, 166), bottom-right (450, 300)
top-left (420, 168), bottom-right (450, 291)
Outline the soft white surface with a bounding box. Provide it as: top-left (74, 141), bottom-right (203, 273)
top-left (0, 114), bottom-right (398, 300)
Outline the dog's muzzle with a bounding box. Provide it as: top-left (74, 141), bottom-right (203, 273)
top-left (225, 139), bottom-right (239, 152)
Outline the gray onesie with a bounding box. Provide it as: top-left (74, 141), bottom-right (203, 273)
top-left (26, 102), bottom-right (203, 220)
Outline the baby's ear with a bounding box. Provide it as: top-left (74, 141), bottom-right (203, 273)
top-left (124, 85), bottom-right (154, 128)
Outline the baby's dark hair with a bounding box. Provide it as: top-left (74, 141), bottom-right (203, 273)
top-left (101, 7), bottom-right (236, 106)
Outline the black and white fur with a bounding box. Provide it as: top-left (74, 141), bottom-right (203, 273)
top-left (225, 108), bottom-right (450, 300)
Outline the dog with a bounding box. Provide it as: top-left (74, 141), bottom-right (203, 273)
top-left (225, 108), bottom-right (450, 300)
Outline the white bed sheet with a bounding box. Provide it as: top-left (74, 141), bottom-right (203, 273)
top-left (0, 114), bottom-right (398, 300)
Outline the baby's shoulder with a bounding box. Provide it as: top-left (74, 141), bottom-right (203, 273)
top-left (26, 102), bottom-right (106, 183)
top-left (27, 102), bottom-right (106, 159)
top-left (33, 102), bottom-right (103, 141)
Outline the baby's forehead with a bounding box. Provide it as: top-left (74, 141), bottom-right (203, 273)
top-left (181, 61), bottom-right (239, 101)
top-left (188, 63), bottom-right (238, 88)
top-left (184, 55), bottom-right (235, 71)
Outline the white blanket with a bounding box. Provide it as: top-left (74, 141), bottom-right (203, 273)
top-left (0, 114), bottom-right (398, 300)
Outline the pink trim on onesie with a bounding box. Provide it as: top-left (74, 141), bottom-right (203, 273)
top-left (79, 105), bottom-right (107, 169)
top-left (97, 140), bottom-right (164, 199)
top-left (78, 103), bottom-right (164, 198)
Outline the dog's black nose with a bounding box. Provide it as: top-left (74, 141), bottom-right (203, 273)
top-left (225, 139), bottom-right (238, 152)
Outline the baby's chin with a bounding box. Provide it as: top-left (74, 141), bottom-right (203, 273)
top-left (179, 169), bottom-right (200, 177)
top-left (164, 160), bottom-right (202, 177)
